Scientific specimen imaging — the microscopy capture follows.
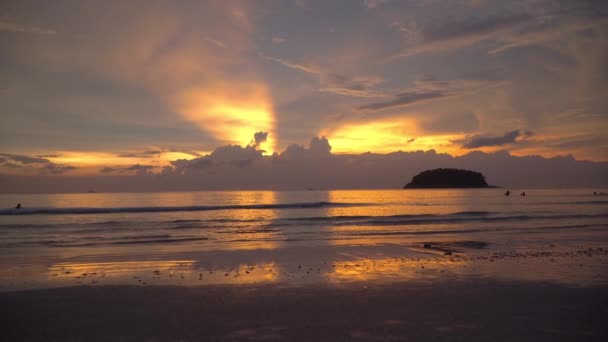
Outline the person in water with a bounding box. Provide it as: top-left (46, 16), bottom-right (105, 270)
top-left (505, 191), bottom-right (510, 196)
top-left (15, 203), bottom-right (21, 209)
top-left (521, 192), bottom-right (526, 196)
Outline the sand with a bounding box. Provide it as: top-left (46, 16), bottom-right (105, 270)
top-left (1, 279), bottom-right (607, 341)
top-left (2, 232), bottom-right (607, 340)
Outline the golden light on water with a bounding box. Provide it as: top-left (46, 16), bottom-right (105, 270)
top-left (175, 83), bottom-right (276, 154)
top-left (46, 260), bottom-right (279, 286)
top-left (326, 257), bottom-right (466, 283)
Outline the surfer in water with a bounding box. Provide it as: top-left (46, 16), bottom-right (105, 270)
top-left (15, 203), bottom-right (21, 209)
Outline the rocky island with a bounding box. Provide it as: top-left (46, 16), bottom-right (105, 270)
top-left (403, 168), bottom-right (497, 188)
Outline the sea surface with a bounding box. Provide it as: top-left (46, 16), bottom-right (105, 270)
top-left (1, 189), bottom-right (607, 290)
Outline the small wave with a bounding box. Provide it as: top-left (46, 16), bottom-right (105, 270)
top-left (574, 200), bottom-right (608, 204)
top-left (282, 211), bottom-right (488, 223)
top-left (0, 201), bottom-right (369, 216)
top-left (451, 211), bottom-right (491, 216)
top-left (263, 211), bottom-right (608, 228)
top-left (43, 236), bottom-right (209, 247)
top-left (345, 223), bottom-right (608, 237)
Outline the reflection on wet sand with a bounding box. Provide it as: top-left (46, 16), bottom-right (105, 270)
top-left (326, 257), bottom-right (467, 283)
top-left (43, 260), bottom-right (280, 288)
top-left (1, 243), bottom-right (607, 291)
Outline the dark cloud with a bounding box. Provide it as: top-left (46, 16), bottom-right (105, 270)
top-left (0, 153), bottom-right (77, 174)
top-left (422, 13), bottom-right (531, 44)
top-left (393, 4), bottom-right (608, 59)
top-left (460, 130), bottom-right (532, 149)
top-left (43, 164), bottom-right (78, 174)
top-left (169, 132), bottom-right (268, 171)
top-left (0, 153), bottom-right (50, 164)
top-left (355, 74), bottom-right (503, 113)
top-left (260, 54), bottom-right (384, 98)
top-left (3, 162), bottom-right (23, 169)
top-left (208, 145), bottom-right (263, 164)
top-left (101, 164), bottom-right (156, 176)
top-left (126, 164), bottom-right (155, 176)
top-left (282, 137), bottom-right (332, 161)
top-left (116, 149), bottom-right (202, 159)
top-left (358, 91), bottom-right (445, 111)
top-left (117, 150), bottom-right (163, 158)
top-left (250, 131), bottom-right (269, 148)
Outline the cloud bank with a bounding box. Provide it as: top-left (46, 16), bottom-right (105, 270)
top-left (1, 135), bottom-right (606, 193)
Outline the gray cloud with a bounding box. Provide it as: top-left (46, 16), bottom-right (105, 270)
top-left (43, 164), bottom-right (77, 174)
top-left (393, 13), bottom-right (531, 58)
top-left (117, 150), bottom-right (162, 158)
top-left (260, 54), bottom-right (384, 98)
top-left (4, 137), bottom-right (607, 193)
top-left (281, 137), bottom-right (332, 161)
top-left (358, 91), bottom-right (445, 111)
top-left (0, 153), bottom-right (77, 174)
top-left (101, 164), bottom-right (156, 176)
top-left (356, 75), bottom-right (505, 113)
top-left (392, 5), bottom-right (607, 59)
top-left (460, 130), bottom-right (532, 149)
top-left (0, 20), bottom-right (56, 35)
top-left (0, 153), bottom-right (50, 164)
top-left (250, 131), bottom-right (269, 148)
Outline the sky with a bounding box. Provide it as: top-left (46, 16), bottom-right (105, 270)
top-left (0, 0), bottom-right (607, 191)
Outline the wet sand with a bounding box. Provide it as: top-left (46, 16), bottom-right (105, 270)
top-left (1, 243), bottom-right (608, 341)
top-left (1, 279), bottom-right (607, 341)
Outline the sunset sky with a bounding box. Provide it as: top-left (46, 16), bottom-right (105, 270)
top-left (1, 0), bottom-right (607, 182)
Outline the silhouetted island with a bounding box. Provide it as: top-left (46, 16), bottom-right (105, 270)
top-left (403, 168), bottom-right (498, 189)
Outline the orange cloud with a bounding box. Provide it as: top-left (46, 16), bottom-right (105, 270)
top-left (174, 83), bottom-right (276, 154)
top-left (321, 119), bottom-right (463, 154)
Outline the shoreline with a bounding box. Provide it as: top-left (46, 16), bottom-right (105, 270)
top-left (2, 240), bottom-right (607, 291)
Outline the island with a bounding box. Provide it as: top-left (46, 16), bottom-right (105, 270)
top-left (403, 168), bottom-right (498, 188)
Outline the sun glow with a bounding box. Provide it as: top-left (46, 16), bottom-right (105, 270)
top-left (321, 119), bottom-right (465, 155)
top-left (175, 83), bottom-right (276, 154)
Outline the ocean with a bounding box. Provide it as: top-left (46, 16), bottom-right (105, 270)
top-left (1, 189), bottom-right (607, 290)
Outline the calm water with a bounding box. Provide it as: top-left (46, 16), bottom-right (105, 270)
top-left (1, 189), bottom-right (607, 290)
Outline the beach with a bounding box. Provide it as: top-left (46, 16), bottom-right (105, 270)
top-left (3, 279), bottom-right (607, 341)
top-left (1, 189), bottom-right (607, 340)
